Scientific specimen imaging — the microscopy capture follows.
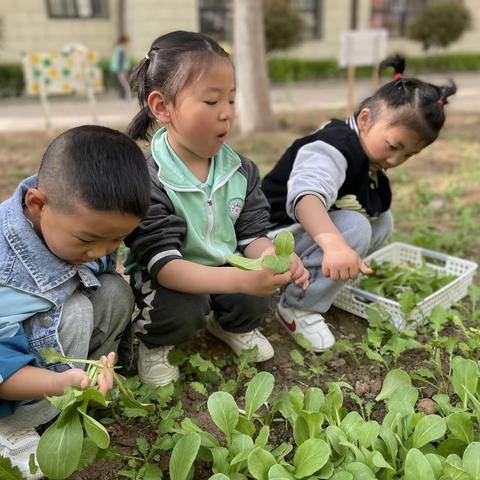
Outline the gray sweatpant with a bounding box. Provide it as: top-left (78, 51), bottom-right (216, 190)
top-left (281, 210), bottom-right (394, 313)
top-left (0, 274), bottom-right (133, 430)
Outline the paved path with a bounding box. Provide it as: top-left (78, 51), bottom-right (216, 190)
top-left (0, 72), bottom-right (478, 132)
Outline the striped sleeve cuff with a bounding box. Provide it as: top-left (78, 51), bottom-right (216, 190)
top-left (147, 249), bottom-right (183, 277)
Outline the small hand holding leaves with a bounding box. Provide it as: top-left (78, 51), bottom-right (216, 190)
top-left (37, 348), bottom-right (153, 479)
top-left (227, 231), bottom-right (294, 273)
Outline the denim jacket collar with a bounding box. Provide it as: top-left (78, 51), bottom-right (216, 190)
top-left (2, 175), bottom-right (99, 293)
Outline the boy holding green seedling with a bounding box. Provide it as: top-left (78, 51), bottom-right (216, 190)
top-left (0, 125), bottom-right (150, 478)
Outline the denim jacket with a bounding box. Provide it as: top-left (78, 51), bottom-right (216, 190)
top-left (0, 175), bottom-right (116, 372)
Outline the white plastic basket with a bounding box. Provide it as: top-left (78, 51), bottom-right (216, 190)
top-left (333, 242), bottom-right (478, 329)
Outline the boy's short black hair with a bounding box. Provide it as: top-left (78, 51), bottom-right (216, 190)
top-left (38, 125), bottom-right (150, 218)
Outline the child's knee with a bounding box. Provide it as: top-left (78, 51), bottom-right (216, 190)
top-left (96, 274), bottom-right (135, 322)
top-left (334, 211), bottom-right (372, 255)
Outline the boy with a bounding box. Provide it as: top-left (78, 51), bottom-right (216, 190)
top-left (0, 125), bottom-right (150, 478)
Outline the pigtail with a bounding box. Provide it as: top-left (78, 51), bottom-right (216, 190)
top-left (127, 57), bottom-right (155, 140)
top-left (380, 54), bottom-right (406, 77)
top-left (437, 79), bottom-right (457, 106)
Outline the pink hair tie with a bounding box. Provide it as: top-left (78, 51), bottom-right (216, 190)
top-left (436, 98), bottom-right (444, 106)
top-left (393, 73), bottom-right (402, 80)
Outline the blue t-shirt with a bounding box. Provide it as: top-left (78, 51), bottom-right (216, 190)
top-left (0, 258), bottom-right (110, 418)
top-left (0, 286), bottom-right (52, 418)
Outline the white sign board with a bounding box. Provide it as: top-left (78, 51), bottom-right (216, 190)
top-left (339, 29), bottom-right (388, 68)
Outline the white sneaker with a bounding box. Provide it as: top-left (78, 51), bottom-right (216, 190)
top-left (0, 426), bottom-right (43, 479)
top-left (206, 316), bottom-right (274, 362)
top-left (276, 303), bottom-right (335, 352)
top-left (137, 343), bottom-right (180, 386)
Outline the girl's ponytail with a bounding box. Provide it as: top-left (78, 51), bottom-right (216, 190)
top-left (127, 106), bottom-right (154, 141)
top-left (380, 54), bottom-right (406, 77)
top-left (437, 80), bottom-right (457, 106)
top-left (127, 57), bottom-right (155, 140)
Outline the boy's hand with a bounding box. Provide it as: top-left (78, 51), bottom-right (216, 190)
top-left (96, 352), bottom-right (116, 396)
top-left (54, 352), bottom-right (116, 396)
top-left (55, 368), bottom-right (90, 394)
top-left (288, 253), bottom-right (309, 290)
top-left (322, 241), bottom-right (372, 281)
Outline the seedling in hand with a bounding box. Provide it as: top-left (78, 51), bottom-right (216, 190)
top-left (227, 231), bottom-right (294, 273)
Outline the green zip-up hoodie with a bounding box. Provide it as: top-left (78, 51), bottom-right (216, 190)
top-left (125, 128), bottom-right (272, 280)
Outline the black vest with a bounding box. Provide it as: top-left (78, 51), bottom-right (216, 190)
top-left (261, 119), bottom-right (392, 225)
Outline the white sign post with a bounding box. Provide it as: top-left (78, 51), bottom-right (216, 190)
top-left (338, 29), bottom-right (388, 113)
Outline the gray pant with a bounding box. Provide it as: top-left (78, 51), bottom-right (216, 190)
top-left (0, 274), bottom-right (133, 430)
top-left (281, 210), bottom-right (393, 313)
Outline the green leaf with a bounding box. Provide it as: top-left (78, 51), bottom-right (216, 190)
top-left (425, 453), bottom-right (443, 479)
top-left (248, 447), bottom-right (277, 480)
top-left (40, 347), bottom-right (66, 364)
top-left (207, 391), bottom-right (239, 440)
top-left (236, 415), bottom-right (256, 436)
top-left (293, 438), bottom-right (330, 478)
top-left (340, 411), bottom-right (364, 441)
top-left (379, 425), bottom-right (398, 465)
top-left (37, 405), bottom-right (84, 479)
top-left (255, 425), bottom-right (270, 449)
top-left (143, 463), bottom-right (164, 480)
top-left (371, 451), bottom-right (394, 471)
top-left (443, 462), bottom-right (471, 480)
top-left (169, 432), bottom-right (201, 480)
top-left (210, 446), bottom-right (229, 474)
top-left (447, 412), bottom-right (474, 444)
top-left (245, 372), bottom-right (275, 420)
top-left (226, 255), bottom-right (264, 271)
top-left (462, 442), bottom-right (480, 479)
top-left (190, 381), bottom-right (208, 397)
top-left (375, 369), bottom-right (412, 401)
top-left (412, 414), bottom-right (446, 448)
top-left (290, 349), bottom-right (304, 366)
top-left (325, 425), bottom-right (348, 455)
top-left (209, 475), bottom-right (230, 480)
top-left (404, 449), bottom-right (435, 480)
top-left (357, 420), bottom-right (379, 448)
top-left (304, 388), bottom-right (324, 412)
top-left (268, 464), bottom-right (296, 479)
top-left (0, 456), bottom-right (24, 480)
top-left (77, 438), bottom-right (99, 470)
top-left (330, 473), bottom-right (353, 480)
top-left (78, 409), bottom-right (110, 449)
top-left (263, 255), bottom-right (290, 273)
top-left (274, 231), bottom-right (294, 256)
top-left (343, 462), bottom-right (376, 479)
top-left (451, 357), bottom-right (479, 408)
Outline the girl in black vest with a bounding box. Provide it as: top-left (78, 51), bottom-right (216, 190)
top-left (261, 55), bottom-right (456, 352)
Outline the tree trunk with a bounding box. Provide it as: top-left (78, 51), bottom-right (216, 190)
top-left (233, 0), bottom-right (275, 134)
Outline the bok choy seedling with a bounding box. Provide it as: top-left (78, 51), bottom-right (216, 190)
top-left (227, 231), bottom-right (294, 273)
top-left (36, 348), bottom-right (153, 480)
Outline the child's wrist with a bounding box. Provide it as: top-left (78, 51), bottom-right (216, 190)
top-left (314, 232), bottom-right (345, 250)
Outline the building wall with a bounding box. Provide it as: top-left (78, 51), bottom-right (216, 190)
top-left (126, 0), bottom-right (198, 60)
top-left (0, 0), bottom-right (479, 65)
top-left (278, 0), bottom-right (480, 60)
top-left (0, 0), bottom-right (119, 63)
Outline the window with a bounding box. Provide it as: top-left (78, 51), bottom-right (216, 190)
top-left (199, 0), bottom-right (322, 42)
top-left (46, 0), bottom-right (108, 19)
top-left (371, 0), bottom-right (427, 37)
top-left (293, 0), bottom-right (322, 39)
top-left (199, 0), bottom-right (233, 43)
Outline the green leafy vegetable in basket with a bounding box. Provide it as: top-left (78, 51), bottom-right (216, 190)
top-left (226, 231), bottom-right (294, 273)
top-left (358, 260), bottom-right (456, 303)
